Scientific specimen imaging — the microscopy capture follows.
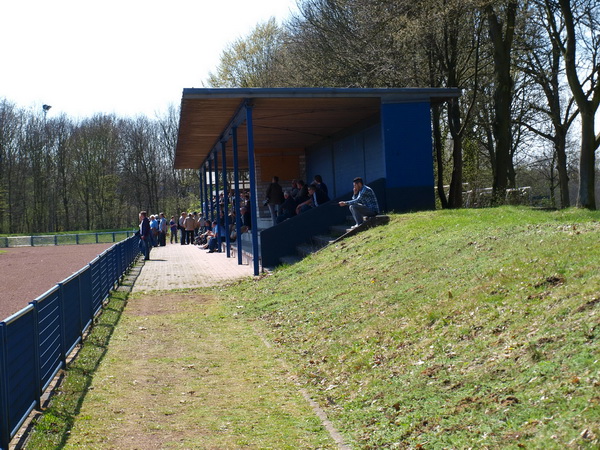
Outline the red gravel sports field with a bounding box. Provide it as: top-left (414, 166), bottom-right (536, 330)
top-left (0, 244), bottom-right (114, 320)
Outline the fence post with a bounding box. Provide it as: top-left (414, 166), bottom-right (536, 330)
top-left (95, 233), bottom-right (99, 244)
top-left (0, 323), bottom-right (10, 450)
top-left (30, 235), bottom-right (34, 247)
top-left (76, 234), bottom-right (79, 245)
top-left (54, 235), bottom-right (58, 246)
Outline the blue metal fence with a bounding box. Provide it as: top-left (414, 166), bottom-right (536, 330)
top-left (0, 235), bottom-right (140, 449)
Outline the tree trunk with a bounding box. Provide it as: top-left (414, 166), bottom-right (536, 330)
top-left (577, 110), bottom-right (597, 209)
top-left (486, 2), bottom-right (517, 205)
top-left (554, 129), bottom-right (570, 208)
top-left (432, 105), bottom-right (448, 208)
top-left (448, 99), bottom-right (463, 208)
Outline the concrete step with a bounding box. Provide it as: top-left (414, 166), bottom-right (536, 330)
top-left (276, 215), bottom-right (390, 268)
top-left (296, 242), bottom-right (322, 257)
top-left (279, 255), bottom-right (302, 266)
top-left (312, 234), bottom-right (336, 247)
top-left (329, 224), bottom-right (352, 236)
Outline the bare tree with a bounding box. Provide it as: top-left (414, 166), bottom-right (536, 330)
top-left (548, 0), bottom-right (600, 209)
top-left (206, 18), bottom-right (287, 88)
top-left (517, 1), bottom-right (579, 208)
top-left (484, 0), bottom-right (519, 204)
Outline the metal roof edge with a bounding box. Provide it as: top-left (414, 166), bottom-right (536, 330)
top-left (181, 87), bottom-right (461, 100)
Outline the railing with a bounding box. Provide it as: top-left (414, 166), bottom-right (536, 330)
top-left (0, 235), bottom-right (140, 450)
top-left (0, 231), bottom-right (137, 248)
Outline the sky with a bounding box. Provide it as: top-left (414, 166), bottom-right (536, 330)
top-left (0, 0), bottom-right (298, 119)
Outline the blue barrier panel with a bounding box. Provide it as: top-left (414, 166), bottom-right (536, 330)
top-left (118, 242), bottom-right (126, 279)
top-left (1, 308), bottom-right (37, 446)
top-left (59, 274), bottom-right (83, 357)
top-left (30, 287), bottom-right (62, 393)
top-left (79, 266), bottom-right (93, 335)
top-left (108, 247), bottom-right (116, 290)
top-left (89, 256), bottom-right (103, 316)
top-left (99, 251), bottom-right (109, 303)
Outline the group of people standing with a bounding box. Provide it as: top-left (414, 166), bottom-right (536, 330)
top-left (137, 212), bottom-right (171, 260)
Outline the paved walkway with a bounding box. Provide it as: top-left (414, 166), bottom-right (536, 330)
top-left (132, 244), bottom-right (255, 292)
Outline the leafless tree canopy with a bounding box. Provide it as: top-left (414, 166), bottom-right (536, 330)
top-left (1, 1), bottom-right (599, 235)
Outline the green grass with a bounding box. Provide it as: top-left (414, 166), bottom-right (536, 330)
top-left (221, 207), bottom-right (600, 448)
top-left (27, 289), bottom-right (335, 449)
top-left (26, 207), bottom-right (600, 448)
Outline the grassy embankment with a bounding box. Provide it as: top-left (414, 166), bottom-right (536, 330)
top-left (223, 206), bottom-right (600, 448)
top-left (26, 207), bottom-right (599, 448)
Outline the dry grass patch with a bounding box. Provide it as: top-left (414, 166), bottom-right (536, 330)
top-left (59, 290), bottom-right (334, 449)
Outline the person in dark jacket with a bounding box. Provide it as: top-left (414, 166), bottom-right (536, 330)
top-left (293, 179), bottom-right (309, 205)
top-left (276, 190), bottom-right (297, 223)
top-left (240, 206), bottom-right (252, 232)
top-left (296, 183), bottom-right (328, 214)
top-left (265, 176), bottom-right (284, 226)
top-left (138, 211), bottom-right (152, 260)
top-left (313, 175), bottom-right (330, 201)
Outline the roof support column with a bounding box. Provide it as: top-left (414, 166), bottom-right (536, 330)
top-left (221, 141), bottom-right (231, 257)
top-left (208, 158), bottom-right (214, 223)
top-left (214, 149), bottom-right (221, 250)
top-left (202, 164), bottom-right (208, 219)
top-left (198, 168), bottom-right (204, 217)
top-left (246, 103), bottom-right (260, 276)
top-left (232, 127), bottom-right (243, 265)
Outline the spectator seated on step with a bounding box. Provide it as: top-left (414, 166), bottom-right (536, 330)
top-left (207, 220), bottom-right (227, 253)
top-left (197, 221), bottom-right (215, 248)
top-left (276, 191), bottom-right (297, 224)
top-left (293, 179), bottom-right (309, 206)
top-left (240, 206), bottom-right (252, 233)
top-left (338, 176), bottom-right (379, 228)
top-left (313, 174), bottom-right (330, 202)
top-left (296, 183), bottom-right (328, 215)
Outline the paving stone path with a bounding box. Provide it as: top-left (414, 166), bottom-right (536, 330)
top-left (132, 243), bottom-right (255, 292)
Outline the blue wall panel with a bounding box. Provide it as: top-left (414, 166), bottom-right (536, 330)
top-left (306, 143), bottom-right (334, 195)
top-left (61, 277), bottom-right (82, 355)
top-left (381, 101), bottom-right (435, 211)
top-left (332, 135), bottom-right (365, 197)
top-left (303, 102), bottom-right (435, 212)
top-left (306, 123), bottom-right (383, 201)
top-left (363, 124), bottom-right (385, 183)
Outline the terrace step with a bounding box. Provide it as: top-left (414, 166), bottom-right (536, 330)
top-left (275, 215), bottom-right (390, 267)
top-left (279, 255), bottom-right (303, 266)
top-left (312, 234), bottom-right (336, 247)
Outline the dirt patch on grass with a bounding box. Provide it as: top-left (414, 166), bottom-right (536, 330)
top-left (126, 291), bottom-right (213, 316)
top-left (65, 290), bottom-right (336, 449)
